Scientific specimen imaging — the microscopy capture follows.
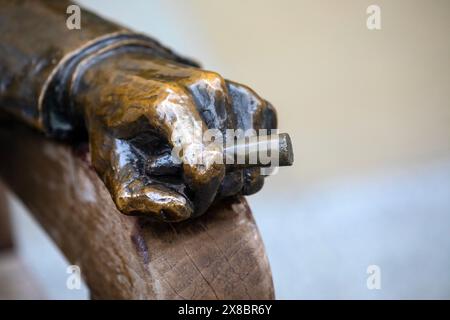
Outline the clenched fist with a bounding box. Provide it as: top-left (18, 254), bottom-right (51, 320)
top-left (72, 50), bottom-right (278, 222)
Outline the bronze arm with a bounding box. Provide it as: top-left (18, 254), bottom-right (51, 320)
top-left (0, 0), bottom-right (196, 136)
top-left (0, 0), bottom-right (293, 222)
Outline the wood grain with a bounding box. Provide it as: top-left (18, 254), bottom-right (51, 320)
top-left (0, 122), bottom-right (274, 299)
top-left (0, 253), bottom-right (45, 299)
top-left (0, 182), bottom-right (13, 251)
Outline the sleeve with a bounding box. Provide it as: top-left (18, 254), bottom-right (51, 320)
top-left (0, 0), bottom-right (197, 138)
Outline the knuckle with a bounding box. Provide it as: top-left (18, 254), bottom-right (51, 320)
top-left (200, 70), bottom-right (224, 83)
top-left (242, 168), bottom-right (265, 195)
top-left (260, 100), bottom-right (278, 129)
top-left (183, 161), bottom-right (225, 186)
top-left (219, 171), bottom-right (244, 197)
top-left (112, 180), bottom-right (142, 212)
top-left (114, 189), bottom-right (133, 213)
top-left (162, 81), bottom-right (186, 97)
top-left (194, 70), bottom-right (227, 93)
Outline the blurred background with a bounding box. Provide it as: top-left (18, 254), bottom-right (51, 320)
top-left (1, 0), bottom-right (449, 299)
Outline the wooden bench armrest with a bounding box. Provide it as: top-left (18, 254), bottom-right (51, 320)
top-left (0, 121), bottom-right (274, 299)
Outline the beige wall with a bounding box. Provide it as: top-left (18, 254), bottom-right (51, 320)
top-left (79, 0), bottom-right (450, 189)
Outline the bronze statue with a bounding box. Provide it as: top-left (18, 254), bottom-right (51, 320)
top-left (0, 0), bottom-right (293, 222)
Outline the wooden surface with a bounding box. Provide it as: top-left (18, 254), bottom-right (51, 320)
top-left (0, 122), bottom-right (274, 299)
top-left (0, 182), bottom-right (13, 251)
top-left (0, 252), bottom-right (45, 299)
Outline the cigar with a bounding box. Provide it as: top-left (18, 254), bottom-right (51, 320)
top-left (147, 133), bottom-right (293, 175)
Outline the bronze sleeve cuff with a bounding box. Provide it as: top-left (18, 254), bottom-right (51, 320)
top-left (0, 0), bottom-right (197, 138)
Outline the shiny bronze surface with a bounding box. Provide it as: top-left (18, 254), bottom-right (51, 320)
top-left (0, 0), bottom-right (293, 222)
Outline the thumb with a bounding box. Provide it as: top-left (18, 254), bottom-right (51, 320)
top-left (173, 123), bottom-right (225, 217)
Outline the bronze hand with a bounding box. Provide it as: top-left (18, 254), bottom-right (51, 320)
top-left (72, 51), bottom-right (279, 221)
top-left (0, 1), bottom-right (293, 222)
